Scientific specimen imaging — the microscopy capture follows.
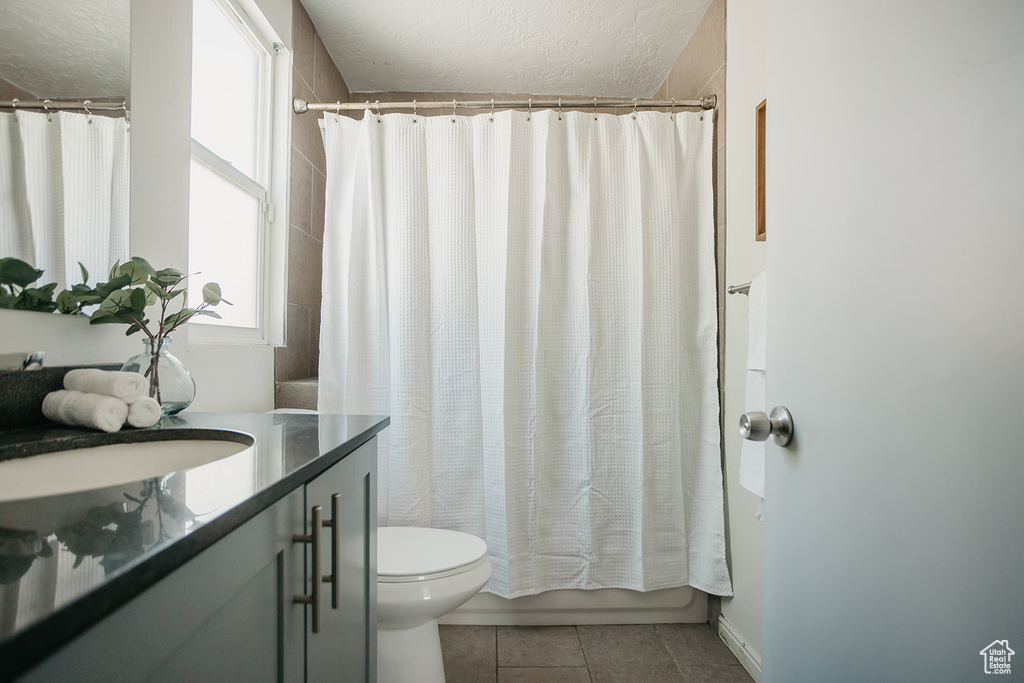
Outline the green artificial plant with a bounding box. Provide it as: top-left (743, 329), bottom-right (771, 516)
top-left (58, 256), bottom-right (231, 400)
top-left (0, 257), bottom-right (58, 312)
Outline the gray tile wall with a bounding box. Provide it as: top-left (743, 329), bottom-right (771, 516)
top-left (275, 0), bottom-right (351, 407)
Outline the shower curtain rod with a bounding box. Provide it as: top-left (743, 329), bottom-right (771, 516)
top-left (294, 94), bottom-right (716, 115)
top-left (0, 98), bottom-right (128, 114)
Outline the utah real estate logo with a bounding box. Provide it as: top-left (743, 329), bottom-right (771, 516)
top-left (979, 640), bottom-right (1014, 675)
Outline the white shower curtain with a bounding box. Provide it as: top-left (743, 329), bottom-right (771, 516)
top-left (0, 110), bottom-right (129, 289)
top-left (319, 108), bottom-right (732, 598)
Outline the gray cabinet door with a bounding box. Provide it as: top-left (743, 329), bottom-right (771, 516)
top-left (22, 488), bottom-right (305, 683)
top-left (304, 439), bottom-right (377, 683)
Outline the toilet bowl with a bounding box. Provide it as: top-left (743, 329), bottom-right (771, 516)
top-left (377, 527), bottom-right (492, 683)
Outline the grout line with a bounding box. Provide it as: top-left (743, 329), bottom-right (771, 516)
top-left (696, 62), bottom-right (726, 102)
top-left (653, 623), bottom-right (688, 677)
top-left (294, 68), bottom-right (314, 101)
top-left (574, 626), bottom-right (596, 683)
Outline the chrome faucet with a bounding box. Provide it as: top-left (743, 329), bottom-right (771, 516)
top-left (0, 351), bottom-right (46, 371)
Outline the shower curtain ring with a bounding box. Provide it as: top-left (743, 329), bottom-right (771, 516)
top-left (594, 97), bottom-right (598, 120)
top-left (10, 98), bottom-right (17, 109)
top-left (670, 98), bottom-right (676, 118)
top-left (83, 100), bottom-right (93, 124)
top-left (558, 98), bottom-right (562, 120)
top-left (490, 98), bottom-right (494, 122)
top-left (374, 100), bottom-right (382, 122)
top-left (413, 99), bottom-right (417, 122)
top-left (527, 98), bottom-right (532, 121)
top-left (42, 99), bottom-right (52, 121)
top-left (632, 97), bottom-right (638, 119)
top-left (122, 102), bottom-right (130, 129)
top-left (452, 99), bottom-right (457, 123)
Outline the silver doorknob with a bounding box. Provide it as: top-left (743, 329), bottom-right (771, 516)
top-left (739, 406), bottom-right (794, 447)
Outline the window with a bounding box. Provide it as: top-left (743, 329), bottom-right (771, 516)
top-left (188, 0), bottom-right (288, 343)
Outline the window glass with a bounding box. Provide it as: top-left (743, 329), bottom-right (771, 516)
top-left (191, 0), bottom-right (262, 179)
top-left (188, 158), bottom-right (261, 329)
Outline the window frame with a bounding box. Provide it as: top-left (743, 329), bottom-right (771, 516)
top-left (187, 0), bottom-right (289, 346)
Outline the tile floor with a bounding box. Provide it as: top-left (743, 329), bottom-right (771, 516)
top-left (438, 624), bottom-right (754, 683)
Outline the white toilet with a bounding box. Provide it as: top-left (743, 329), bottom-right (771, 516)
top-left (377, 527), bottom-right (492, 683)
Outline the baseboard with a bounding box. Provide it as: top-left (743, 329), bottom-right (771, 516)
top-left (717, 615), bottom-right (762, 682)
top-left (439, 587), bottom-right (708, 626)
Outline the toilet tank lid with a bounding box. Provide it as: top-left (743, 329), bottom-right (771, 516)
top-left (378, 527), bottom-right (488, 577)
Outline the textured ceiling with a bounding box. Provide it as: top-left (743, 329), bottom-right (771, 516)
top-left (0, 0), bottom-right (130, 99)
top-left (301, 0), bottom-right (714, 98)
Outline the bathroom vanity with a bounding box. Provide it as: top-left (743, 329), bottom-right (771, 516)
top-left (0, 412), bottom-right (388, 682)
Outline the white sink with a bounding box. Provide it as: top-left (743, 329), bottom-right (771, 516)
top-left (0, 434), bottom-right (254, 503)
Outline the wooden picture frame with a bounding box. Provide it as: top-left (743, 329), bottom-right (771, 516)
top-left (755, 99), bottom-right (766, 241)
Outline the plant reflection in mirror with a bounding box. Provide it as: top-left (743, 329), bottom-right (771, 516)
top-left (0, 528), bottom-right (53, 585)
top-left (0, 258), bottom-right (59, 313)
top-left (55, 478), bottom-right (196, 575)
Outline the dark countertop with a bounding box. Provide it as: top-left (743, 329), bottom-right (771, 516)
top-left (0, 412), bottom-right (389, 681)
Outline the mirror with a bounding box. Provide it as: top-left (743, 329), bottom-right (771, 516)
top-left (0, 0), bottom-right (131, 300)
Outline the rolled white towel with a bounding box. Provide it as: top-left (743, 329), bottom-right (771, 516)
top-left (126, 397), bottom-right (162, 428)
top-left (64, 368), bottom-right (148, 404)
top-left (41, 390), bottom-right (128, 433)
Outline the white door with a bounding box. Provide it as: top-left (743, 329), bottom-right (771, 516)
top-left (763, 1), bottom-right (1024, 681)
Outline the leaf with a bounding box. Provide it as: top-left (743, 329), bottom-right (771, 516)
top-left (108, 260), bottom-right (121, 281)
top-left (126, 324), bottom-right (141, 336)
top-left (78, 262), bottom-right (89, 285)
top-left (85, 503), bottom-right (124, 527)
top-left (201, 282), bottom-right (222, 305)
top-left (163, 309), bottom-right (195, 328)
top-left (118, 261), bottom-right (150, 286)
top-left (129, 256), bottom-right (157, 277)
top-left (55, 289), bottom-right (79, 314)
top-left (25, 282), bottom-right (57, 299)
top-left (145, 280), bottom-right (173, 301)
top-left (98, 289), bottom-right (132, 314)
top-left (96, 273), bottom-right (133, 294)
top-left (0, 258), bottom-right (44, 288)
top-left (190, 309), bottom-right (222, 319)
top-left (130, 287), bottom-right (148, 314)
top-left (152, 268), bottom-right (185, 288)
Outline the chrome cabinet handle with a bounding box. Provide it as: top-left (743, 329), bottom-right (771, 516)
top-left (323, 493), bottom-right (341, 609)
top-left (293, 505), bottom-right (323, 633)
top-left (739, 406), bottom-right (794, 447)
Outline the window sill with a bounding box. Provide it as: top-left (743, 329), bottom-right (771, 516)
top-left (187, 323), bottom-right (272, 346)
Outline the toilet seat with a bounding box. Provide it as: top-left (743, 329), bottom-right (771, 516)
top-left (378, 527), bottom-right (488, 583)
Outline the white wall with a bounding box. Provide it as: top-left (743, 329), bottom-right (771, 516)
top-left (0, 0), bottom-right (293, 413)
top-left (719, 0), bottom-right (765, 673)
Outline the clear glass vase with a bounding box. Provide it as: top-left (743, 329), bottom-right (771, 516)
top-left (122, 337), bottom-right (196, 415)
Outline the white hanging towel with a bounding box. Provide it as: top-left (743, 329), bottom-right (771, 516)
top-left (739, 271), bottom-right (767, 519)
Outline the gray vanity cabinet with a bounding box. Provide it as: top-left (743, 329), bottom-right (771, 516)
top-left (21, 487), bottom-right (307, 682)
top-left (304, 438), bottom-right (377, 683)
top-left (20, 438), bottom-right (377, 682)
